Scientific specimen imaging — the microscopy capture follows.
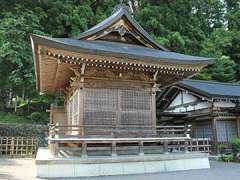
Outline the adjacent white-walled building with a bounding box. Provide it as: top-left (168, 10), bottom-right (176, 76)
top-left (158, 79), bottom-right (240, 152)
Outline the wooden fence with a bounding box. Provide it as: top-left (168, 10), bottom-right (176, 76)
top-left (167, 138), bottom-right (211, 153)
top-left (189, 138), bottom-right (211, 153)
top-left (0, 137), bottom-right (38, 157)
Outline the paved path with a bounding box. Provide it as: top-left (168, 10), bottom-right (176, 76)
top-left (0, 158), bottom-right (36, 180)
top-left (0, 159), bottom-right (240, 180)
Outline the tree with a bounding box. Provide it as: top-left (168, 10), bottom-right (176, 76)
top-left (0, 6), bottom-right (45, 109)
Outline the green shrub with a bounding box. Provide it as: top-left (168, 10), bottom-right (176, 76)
top-left (29, 112), bottom-right (49, 124)
top-left (219, 155), bottom-right (235, 162)
top-left (0, 123), bottom-right (48, 147)
top-left (218, 144), bottom-right (227, 156)
top-left (231, 138), bottom-right (240, 158)
top-left (0, 111), bottom-right (30, 124)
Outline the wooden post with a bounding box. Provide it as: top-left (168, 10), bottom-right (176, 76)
top-left (236, 117), bottom-right (240, 138)
top-left (117, 89), bottom-right (122, 136)
top-left (184, 124), bottom-right (190, 153)
top-left (184, 140), bottom-right (189, 153)
top-left (151, 83), bottom-right (157, 134)
top-left (79, 88), bottom-right (84, 136)
top-left (138, 141), bottom-right (144, 156)
top-left (111, 141), bottom-right (117, 156)
top-left (81, 142), bottom-right (87, 158)
top-left (55, 123), bottom-right (59, 138)
top-left (163, 141), bottom-right (168, 154)
top-left (10, 137), bottom-right (14, 156)
top-left (212, 117), bottom-right (218, 154)
top-left (53, 142), bottom-right (59, 156)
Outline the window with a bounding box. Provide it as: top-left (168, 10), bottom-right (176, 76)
top-left (217, 120), bottom-right (237, 142)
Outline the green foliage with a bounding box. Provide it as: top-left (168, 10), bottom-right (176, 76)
top-left (0, 111), bottom-right (30, 124)
top-left (0, 123), bottom-right (48, 146)
top-left (0, 111), bottom-right (49, 124)
top-left (219, 155), bottom-right (235, 162)
top-left (231, 138), bottom-right (240, 157)
top-left (219, 139), bottom-right (240, 163)
top-left (29, 112), bottom-right (49, 124)
top-left (196, 56), bottom-right (237, 82)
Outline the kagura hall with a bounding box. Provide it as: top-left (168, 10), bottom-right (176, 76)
top-left (31, 5), bottom-right (213, 178)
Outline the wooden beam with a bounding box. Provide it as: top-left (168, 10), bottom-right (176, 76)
top-left (53, 59), bottom-right (61, 91)
top-left (153, 70), bottom-right (159, 81)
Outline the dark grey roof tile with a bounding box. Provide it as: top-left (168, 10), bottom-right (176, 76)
top-left (179, 79), bottom-right (240, 98)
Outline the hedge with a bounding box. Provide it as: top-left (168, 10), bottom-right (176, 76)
top-left (0, 123), bottom-right (48, 147)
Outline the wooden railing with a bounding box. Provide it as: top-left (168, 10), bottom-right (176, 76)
top-left (0, 137), bottom-right (38, 157)
top-left (49, 124), bottom-right (191, 137)
top-left (167, 138), bottom-right (211, 153)
top-left (189, 138), bottom-right (211, 153)
top-left (48, 124), bottom-right (192, 156)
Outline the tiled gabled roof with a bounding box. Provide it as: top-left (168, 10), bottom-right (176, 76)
top-left (74, 4), bottom-right (168, 51)
top-left (178, 79), bottom-right (240, 99)
top-left (32, 35), bottom-right (213, 64)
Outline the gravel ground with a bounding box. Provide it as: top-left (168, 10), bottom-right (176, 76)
top-left (0, 159), bottom-right (240, 180)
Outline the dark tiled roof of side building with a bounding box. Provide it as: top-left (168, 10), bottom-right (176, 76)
top-left (178, 79), bottom-right (240, 99)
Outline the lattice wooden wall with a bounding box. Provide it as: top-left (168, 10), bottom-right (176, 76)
top-left (67, 87), bottom-right (155, 137)
top-left (120, 89), bottom-right (152, 127)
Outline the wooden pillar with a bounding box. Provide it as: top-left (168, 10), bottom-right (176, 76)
top-left (116, 89), bottom-right (121, 136)
top-left (163, 141), bottom-right (169, 154)
top-left (53, 142), bottom-right (59, 156)
top-left (81, 142), bottom-right (87, 158)
top-left (151, 83), bottom-right (157, 134)
top-left (138, 141), bottom-right (144, 156)
top-left (111, 141), bottom-right (117, 156)
top-left (79, 83), bottom-right (84, 136)
top-left (236, 116), bottom-right (240, 138)
top-left (212, 117), bottom-right (218, 154)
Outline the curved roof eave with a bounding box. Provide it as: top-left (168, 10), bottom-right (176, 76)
top-left (30, 34), bottom-right (214, 65)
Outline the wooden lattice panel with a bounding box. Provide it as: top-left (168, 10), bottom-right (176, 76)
top-left (68, 87), bottom-right (155, 137)
top-left (0, 137), bottom-right (38, 157)
top-left (84, 88), bottom-right (118, 111)
top-left (83, 88), bottom-right (117, 135)
top-left (120, 89), bottom-right (151, 111)
top-left (120, 89), bottom-right (152, 127)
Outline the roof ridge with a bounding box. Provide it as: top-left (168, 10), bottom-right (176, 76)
top-left (72, 5), bottom-right (169, 51)
top-left (182, 79), bottom-right (240, 86)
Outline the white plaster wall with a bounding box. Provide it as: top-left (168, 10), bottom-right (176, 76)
top-left (194, 102), bottom-right (209, 110)
top-left (169, 93), bottom-right (182, 107)
top-left (169, 92), bottom-right (197, 107)
top-left (214, 101), bottom-right (236, 108)
top-left (168, 100), bottom-right (209, 113)
top-left (183, 92), bottom-right (197, 104)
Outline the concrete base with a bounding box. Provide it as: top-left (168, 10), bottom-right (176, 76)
top-left (36, 148), bottom-right (210, 178)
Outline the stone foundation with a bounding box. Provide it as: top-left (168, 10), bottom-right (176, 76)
top-left (36, 148), bottom-right (210, 178)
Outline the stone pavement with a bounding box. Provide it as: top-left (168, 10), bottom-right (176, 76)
top-left (0, 158), bottom-right (240, 180)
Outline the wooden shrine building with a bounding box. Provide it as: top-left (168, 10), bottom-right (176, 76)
top-left (31, 5), bottom-right (213, 178)
top-left (158, 79), bottom-right (240, 152)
